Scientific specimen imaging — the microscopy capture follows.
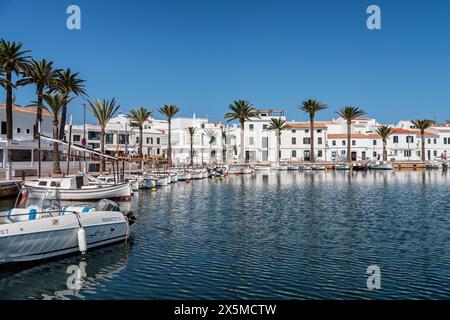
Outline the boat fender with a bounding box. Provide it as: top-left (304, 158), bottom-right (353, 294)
top-left (78, 228), bottom-right (87, 254)
top-left (29, 209), bottom-right (37, 221)
top-left (82, 207), bottom-right (91, 213)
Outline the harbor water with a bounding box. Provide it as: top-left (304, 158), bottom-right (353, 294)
top-left (1, 170), bottom-right (450, 299)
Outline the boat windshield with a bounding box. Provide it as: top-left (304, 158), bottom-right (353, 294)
top-left (20, 189), bottom-right (61, 211)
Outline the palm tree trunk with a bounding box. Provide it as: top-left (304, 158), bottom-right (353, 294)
top-left (168, 120), bottom-right (172, 166)
top-left (310, 116), bottom-right (315, 163)
top-left (276, 130), bottom-right (280, 164)
top-left (421, 132), bottom-right (426, 162)
top-left (5, 72), bottom-right (13, 162)
top-left (100, 129), bottom-right (105, 173)
top-left (383, 139), bottom-right (387, 161)
top-left (240, 119), bottom-right (245, 163)
top-left (52, 120), bottom-right (62, 175)
top-left (347, 121), bottom-right (351, 162)
top-left (59, 101), bottom-right (67, 141)
top-left (35, 85), bottom-right (43, 139)
top-left (190, 139), bottom-right (194, 168)
top-left (139, 126), bottom-right (143, 158)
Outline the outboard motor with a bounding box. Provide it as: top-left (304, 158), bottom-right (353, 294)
top-left (95, 199), bottom-right (120, 212)
top-left (126, 211), bottom-right (137, 226)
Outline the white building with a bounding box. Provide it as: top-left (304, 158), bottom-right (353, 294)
top-left (170, 114), bottom-right (237, 166)
top-left (1, 103), bottom-right (53, 168)
top-left (67, 113), bottom-right (168, 158)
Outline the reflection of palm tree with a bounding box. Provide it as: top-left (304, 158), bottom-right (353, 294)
top-left (336, 106), bottom-right (366, 162)
top-left (224, 100), bottom-right (260, 163)
top-left (43, 93), bottom-right (72, 175)
top-left (411, 119), bottom-right (435, 162)
top-left (299, 99), bottom-right (327, 162)
top-left (88, 98), bottom-right (121, 173)
top-left (265, 118), bottom-right (289, 164)
top-left (204, 128), bottom-right (217, 165)
top-left (375, 125), bottom-right (392, 161)
top-left (185, 127), bottom-right (198, 168)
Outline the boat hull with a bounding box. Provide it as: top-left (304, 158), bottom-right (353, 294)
top-left (0, 211), bottom-right (129, 264)
top-left (23, 183), bottom-right (132, 202)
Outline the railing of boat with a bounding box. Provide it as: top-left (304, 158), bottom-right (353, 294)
top-left (0, 210), bottom-right (84, 224)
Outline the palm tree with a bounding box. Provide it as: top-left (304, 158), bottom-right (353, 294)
top-left (299, 99), bottom-right (327, 162)
top-left (43, 93), bottom-right (72, 175)
top-left (204, 128), bottom-right (217, 165)
top-left (54, 68), bottom-right (86, 141)
top-left (0, 39), bottom-right (31, 144)
top-left (158, 105), bottom-right (180, 165)
top-left (185, 127), bottom-right (198, 168)
top-left (265, 118), bottom-right (290, 164)
top-left (375, 125), bottom-right (393, 162)
top-left (411, 119), bottom-right (435, 162)
top-left (128, 107), bottom-right (152, 158)
top-left (336, 106), bottom-right (366, 162)
top-left (19, 59), bottom-right (59, 138)
top-left (224, 100), bottom-right (260, 163)
top-left (88, 98), bottom-right (121, 173)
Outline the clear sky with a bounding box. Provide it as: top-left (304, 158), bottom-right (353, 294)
top-left (1, 0), bottom-right (449, 125)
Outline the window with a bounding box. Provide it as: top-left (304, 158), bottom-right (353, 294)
top-left (445, 138), bottom-right (448, 144)
top-left (428, 138), bottom-right (431, 144)
top-left (317, 150), bottom-right (323, 157)
top-left (105, 134), bottom-right (114, 144)
top-left (292, 150), bottom-right (297, 158)
top-left (1, 122), bottom-right (6, 135)
top-left (119, 134), bottom-right (129, 144)
top-left (135, 137), bottom-right (139, 143)
top-left (317, 129), bottom-right (322, 133)
top-left (341, 150), bottom-right (346, 155)
top-left (146, 137), bottom-right (150, 144)
top-left (342, 140), bottom-right (346, 146)
top-left (352, 140), bottom-right (356, 146)
top-left (404, 150), bottom-right (412, 157)
top-left (303, 137), bottom-right (311, 145)
top-left (332, 140), bottom-right (336, 146)
top-left (434, 150), bottom-right (438, 157)
top-left (26, 129), bottom-right (30, 134)
top-left (88, 131), bottom-right (100, 140)
top-left (393, 136), bottom-right (399, 143)
top-left (318, 137), bottom-right (323, 145)
top-left (249, 137), bottom-right (255, 145)
top-left (263, 124), bottom-right (268, 130)
top-left (406, 136), bottom-right (414, 143)
top-left (38, 181), bottom-right (47, 186)
top-left (434, 138), bottom-right (437, 144)
top-left (262, 137), bottom-right (268, 148)
top-left (291, 129), bottom-right (296, 133)
top-left (17, 128), bottom-right (21, 133)
top-left (157, 138), bottom-right (160, 144)
top-left (373, 140), bottom-right (377, 145)
top-left (73, 135), bottom-right (81, 142)
top-left (292, 137), bottom-right (297, 145)
top-left (373, 151), bottom-right (377, 157)
top-left (157, 148), bottom-right (160, 155)
top-left (305, 129), bottom-right (309, 133)
top-left (249, 124), bottom-right (254, 131)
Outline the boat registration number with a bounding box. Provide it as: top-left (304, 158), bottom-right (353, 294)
top-left (0, 228), bottom-right (8, 236)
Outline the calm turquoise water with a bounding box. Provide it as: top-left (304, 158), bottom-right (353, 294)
top-left (1, 170), bottom-right (450, 300)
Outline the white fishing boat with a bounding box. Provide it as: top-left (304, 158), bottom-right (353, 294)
top-left (311, 164), bottom-right (326, 171)
top-left (369, 161), bottom-right (393, 170)
top-left (0, 189), bottom-right (136, 265)
top-left (334, 163), bottom-right (351, 170)
top-left (190, 171), bottom-right (204, 180)
top-left (23, 176), bottom-right (132, 201)
top-left (177, 172), bottom-right (192, 181)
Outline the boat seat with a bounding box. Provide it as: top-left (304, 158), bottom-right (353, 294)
top-left (61, 207), bottom-right (92, 215)
top-left (8, 206), bottom-right (40, 222)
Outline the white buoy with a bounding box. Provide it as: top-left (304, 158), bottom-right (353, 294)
top-left (78, 228), bottom-right (87, 254)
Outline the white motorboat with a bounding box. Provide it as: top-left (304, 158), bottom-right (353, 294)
top-left (177, 172), bottom-right (192, 181)
top-left (156, 175), bottom-right (170, 186)
top-left (169, 173), bottom-right (178, 183)
top-left (426, 161), bottom-right (442, 170)
top-left (369, 161), bottom-right (393, 170)
top-left (254, 166), bottom-right (271, 172)
top-left (287, 165), bottom-right (300, 171)
top-left (299, 165), bottom-right (312, 171)
top-left (201, 169), bottom-right (209, 179)
top-left (334, 164), bottom-right (351, 170)
top-left (227, 166), bottom-right (242, 174)
top-left (272, 165), bottom-right (288, 171)
top-left (0, 189), bottom-right (136, 265)
top-left (23, 176), bottom-right (132, 201)
top-left (311, 164), bottom-right (326, 171)
top-left (241, 166), bottom-right (254, 175)
top-left (190, 171), bottom-right (204, 180)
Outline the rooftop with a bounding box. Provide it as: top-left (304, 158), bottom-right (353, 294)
top-left (0, 103), bottom-right (52, 117)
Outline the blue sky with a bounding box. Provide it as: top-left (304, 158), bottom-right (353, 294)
top-left (1, 0), bottom-right (449, 124)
